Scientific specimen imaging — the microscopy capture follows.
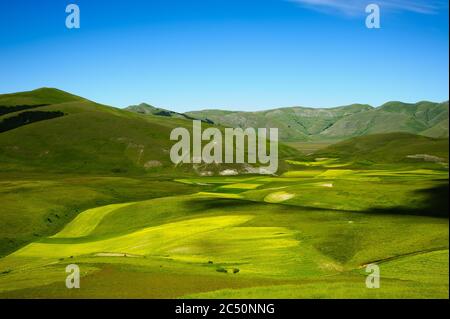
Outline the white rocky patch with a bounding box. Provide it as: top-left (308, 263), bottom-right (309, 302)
top-left (219, 169), bottom-right (239, 176)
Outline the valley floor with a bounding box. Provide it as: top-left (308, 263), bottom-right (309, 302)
top-left (0, 165), bottom-right (448, 298)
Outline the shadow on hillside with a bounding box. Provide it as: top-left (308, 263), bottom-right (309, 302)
top-left (185, 195), bottom-right (338, 214)
top-left (186, 198), bottom-right (258, 212)
top-left (184, 182), bottom-right (449, 218)
top-left (0, 111), bottom-right (65, 133)
top-left (364, 183), bottom-right (449, 218)
top-left (0, 104), bottom-right (49, 116)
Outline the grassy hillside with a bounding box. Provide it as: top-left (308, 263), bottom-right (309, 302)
top-left (126, 100), bottom-right (449, 142)
top-left (0, 90), bottom-right (211, 256)
top-left (313, 132), bottom-right (449, 165)
top-left (185, 104), bottom-right (373, 141)
top-left (321, 101), bottom-right (449, 139)
top-left (0, 88), bottom-right (448, 299)
top-left (0, 87), bottom-right (85, 106)
top-left (0, 89), bottom-right (190, 174)
top-left (0, 169), bottom-right (447, 298)
top-left (1, 88), bottom-right (298, 175)
top-left (0, 88), bottom-right (299, 257)
top-left (126, 103), bottom-right (195, 121)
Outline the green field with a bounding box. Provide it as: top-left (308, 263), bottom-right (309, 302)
top-left (0, 89), bottom-right (448, 299)
top-left (0, 164), bottom-right (447, 298)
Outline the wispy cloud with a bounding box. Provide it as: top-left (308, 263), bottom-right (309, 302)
top-left (288, 0), bottom-right (448, 16)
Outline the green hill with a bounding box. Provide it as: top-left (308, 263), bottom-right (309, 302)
top-left (0, 88), bottom-right (85, 116)
top-left (0, 87), bottom-right (85, 106)
top-left (0, 89), bottom-right (186, 174)
top-left (126, 100), bottom-right (449, 142)
top-left (185, 104), bottom-right (374, 141)
top-left (0, 88), bottom-right (298, 175)
top-left (0, 88), bottom-right (296, 257)
top-left (126, 103), bottom-right (195, 121)
top-left (320, 101), bottom-right (449, 139)
top-left (0, 89), bottom-right (448, 298)
top-left (313, 132), bottom-right (449, 164)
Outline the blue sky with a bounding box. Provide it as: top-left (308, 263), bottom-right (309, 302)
top-left (0, 0), bottom-right (448, 111)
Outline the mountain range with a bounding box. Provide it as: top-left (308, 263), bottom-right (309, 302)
top-left (0, 88), bottom-right (448, 175)
top-left (127, 101), bottom-right (449, 142)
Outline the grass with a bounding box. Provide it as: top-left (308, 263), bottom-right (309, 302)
top-left (219, 183), bottom-right (262, 190)
top-left (52, 202), bottom-right (136, 239)
top-left (0, 173), bottom-right (200, 257)
top-left (0, 164), bottom-right (447, 298)
top-left (184, 101), bottom-right (449, 141)
top-left (314, 132), bottom-right (449, 164)
top-left (284, 141), bottom-right (333, 154)
top-left (0, 88), bottom-right (448, 299)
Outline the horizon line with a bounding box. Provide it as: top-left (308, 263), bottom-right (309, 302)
top-left (1, 86), bottom-right (449, 113)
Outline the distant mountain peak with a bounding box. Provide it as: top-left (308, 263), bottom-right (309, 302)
top-left (136, 102), bottom-right (156, 109)
top-left (126, 103), bottom-right (195, 121)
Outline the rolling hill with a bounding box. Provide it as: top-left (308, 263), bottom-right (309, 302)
top-left (320, 101), bottom-right (449, 139)
top-left (127, 100), bottom-right (449, 142)
top-left (0, 87), bottom-right (298, 257)
top-left (0, 87), bottom-right (86, 110)
top-left (185, 104), bottom-right (374, 141)
top-left (312, 132), bottom-right (449, 164)
top-left (0, 88), bottom-right (205, 256)
top-left (0, 88), bottom-right (186, 174)
top-left (0, 88), bottom-right (299, 175)
top-left (0, 88), bottom-right (448, 299)
top-left (126, 103), bottom-right (196, 121)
